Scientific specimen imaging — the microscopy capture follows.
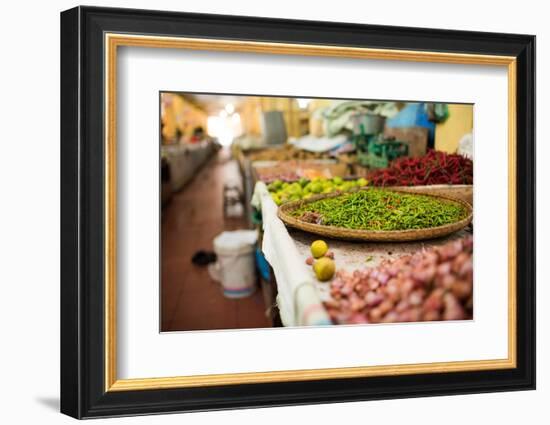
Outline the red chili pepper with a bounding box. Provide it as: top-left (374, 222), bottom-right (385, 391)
top-left (368, 150), bottom-right (473, 187)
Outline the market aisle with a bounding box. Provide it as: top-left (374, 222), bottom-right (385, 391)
top-left (161, 148), bottom-right (270, 331)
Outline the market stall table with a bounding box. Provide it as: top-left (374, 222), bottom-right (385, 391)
top-left (162, 140), bottom-right (215, 192)
top-left (289, 227), bottom-right (471, 305)
top-left (252, 182), bottom-right (472, 327)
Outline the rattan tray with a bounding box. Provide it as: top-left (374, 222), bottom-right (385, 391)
top-left (277, 188), bottom-right (473, 242)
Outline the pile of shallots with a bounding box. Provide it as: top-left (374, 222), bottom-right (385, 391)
top-left (324, 236), bottom-right (473, 324)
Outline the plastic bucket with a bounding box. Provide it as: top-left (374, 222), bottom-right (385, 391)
top-left (210, 230), bottom-right (258, 298)
top-left (351, 113), bottom-right (386, 135)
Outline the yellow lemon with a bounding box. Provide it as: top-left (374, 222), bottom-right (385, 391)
top-left (310, 240), bottom-right (328, 258)
top-left (313, 257), bottom-right (335, 281)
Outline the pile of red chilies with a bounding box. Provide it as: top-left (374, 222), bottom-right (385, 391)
top-left (368, 150), bottom-right (473, 186)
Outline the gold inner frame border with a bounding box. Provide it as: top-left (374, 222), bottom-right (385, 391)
top-left (104, 33), bottom-right (517, 392)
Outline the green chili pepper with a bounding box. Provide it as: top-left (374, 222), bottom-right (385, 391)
top-left (291, 189), bottom-right (468, 231)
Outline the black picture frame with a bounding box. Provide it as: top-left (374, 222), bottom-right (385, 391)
top-left (61, 5), bottom-right (536, 419)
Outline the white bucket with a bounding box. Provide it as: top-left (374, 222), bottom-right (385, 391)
top-left (210, 230), bottom-right (258, 298)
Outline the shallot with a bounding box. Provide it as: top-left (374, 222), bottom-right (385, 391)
top-left (324, 236), bottom-right (473, 324)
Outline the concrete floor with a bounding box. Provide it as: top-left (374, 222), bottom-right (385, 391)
top-left (161, 148), bottom-right (270, 332)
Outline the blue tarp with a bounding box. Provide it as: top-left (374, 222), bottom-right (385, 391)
top-left (386, 103), bottom-right (435, 148)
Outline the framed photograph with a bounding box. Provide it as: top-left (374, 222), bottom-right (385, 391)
top-left (60, 5), bottom-right (535, 419)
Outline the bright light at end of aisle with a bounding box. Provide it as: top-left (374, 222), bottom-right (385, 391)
top-left (297, 98), bottom-right (312, 109)
top-left (225, 103), bottom-right (235, 114)
top-left (207, 113), bottom-right (242, 146)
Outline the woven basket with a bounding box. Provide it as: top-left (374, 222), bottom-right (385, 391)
top-left (388, 184), bottom-right (473, 206)
top-left (277, 188), bottom-right (473, 242)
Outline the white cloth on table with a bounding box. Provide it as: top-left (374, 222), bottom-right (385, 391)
top-left (289, 135), bottom-right (348, 153)
top-left (252, 182), bottom-right (332, 327)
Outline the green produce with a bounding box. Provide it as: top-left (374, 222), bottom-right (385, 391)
top-left (292, 189), bottom-right (468, 231)
top-left (269, 177), bottom-right (369, 205)
top-left (268, 179), bottom-right (283, 191)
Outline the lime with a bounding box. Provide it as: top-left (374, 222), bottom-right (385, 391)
top-left (269, 179), bottom-right (283, 191)
top-left (311, 240), bottom-right (328, 258)
top-left (288, 182), bottom-right (302, 195)
top-left (357, 177), bottom-right (368, 187)
top-left (298, 178), bottom-right (309, 187)
top-left (313, 257), bottom-right (335, 281)
top-left (310, 182), bottom-right (323, 194)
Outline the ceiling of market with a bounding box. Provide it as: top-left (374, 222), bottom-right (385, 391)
top-left (184, 94), bottom-right (247, 114)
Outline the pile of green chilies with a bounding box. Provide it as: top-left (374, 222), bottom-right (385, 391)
top-left (291, 189), bottom-right (468, 231)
